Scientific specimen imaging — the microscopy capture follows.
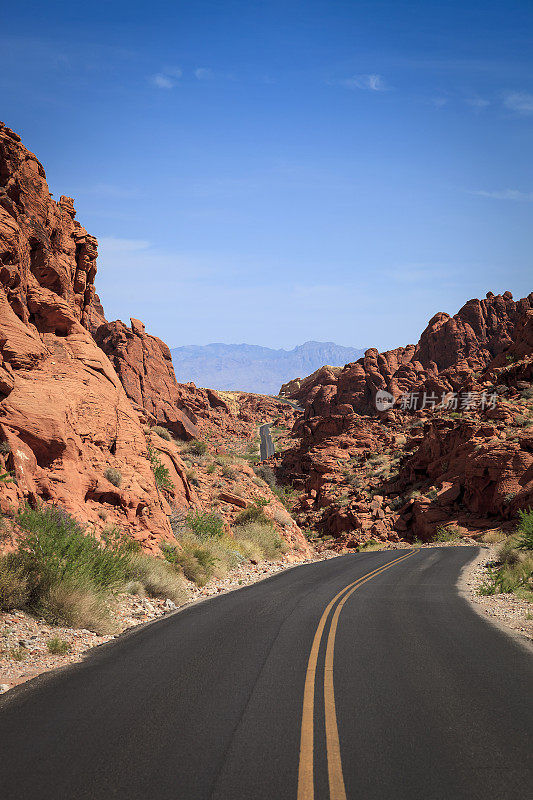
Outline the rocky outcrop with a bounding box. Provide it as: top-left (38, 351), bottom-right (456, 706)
top-left (94, 318), bottom-right (202, 440)
top-left (277, 293), bottom-right (533, 546)
top-left (0, 121), bottom-right (192, 549)
top-left (282, 293), bottom-right (533, 416)
top-left (0, 122), bottom-right (311, 558)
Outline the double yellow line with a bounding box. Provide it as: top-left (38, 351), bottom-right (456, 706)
top-left (297, 549), bottom-right (419, 800)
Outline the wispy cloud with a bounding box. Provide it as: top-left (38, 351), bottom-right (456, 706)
top-left (502, 91), bottom-right (533, 114)
top-left (465, 96), bottom-right (490, 111)
top-left (194, 67), bottom-right (213, 80)
top-left (151, 66), bottom-right (182, 89)
top-left (340, 73), bottom-right (389, 91)
top-left (469, 189), bottom-right (533, 201)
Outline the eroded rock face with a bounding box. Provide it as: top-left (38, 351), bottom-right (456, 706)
top-left (277, 293), bottom-right (533, 545)
top-left (94, 318), bottom-right (202, 440)
top-left (0, 121), bottom-right (189, 549)
top-left (0, 122), bottom-right (311, 559)
top-left (283, 293), bottom-right (533, 415)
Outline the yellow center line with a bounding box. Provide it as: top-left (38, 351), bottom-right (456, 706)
top-left (297, 549), bottom-right (419, 800)
top-left (323, 549), bottom-right (418, 800)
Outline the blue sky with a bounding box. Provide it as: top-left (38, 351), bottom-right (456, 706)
top-left (1, 0), bottom-right (532, 350)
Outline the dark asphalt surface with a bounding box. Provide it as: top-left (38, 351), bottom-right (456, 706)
top-left (0, 547), bottom-right (532, 799)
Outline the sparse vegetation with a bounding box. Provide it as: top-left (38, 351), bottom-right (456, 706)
top-left (147, 444), bottom-right (174, 491)
top-left (187, 439), bottom-right (208, 456)
top-left (46, 636), bottom-right (71, 655)
top-left (478, 511), bottom-right (533, 600)
top-left (104, 467), bottom-right (122, 488)
top-left (435, 525), bottom-right (462, 542)
top-left (186, 510), bottom-right (225, 539)
top-left (152, 425), bottom-right (172, 441)
top-left (0, 505), bottom-right (187, 632)
top-left (234, 498), bottom-right (270, 527)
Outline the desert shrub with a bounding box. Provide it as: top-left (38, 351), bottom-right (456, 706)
top-left (480, 530), bottom-right (507, 545)
top-left (125, 554), bottom-right (188, 604)
top-left (221, 464), bottom-right (237, 481)
top-left (234, 498), bottom-right (270, 527)
top-left (46, 636), bottom-right (71, 655)
top-left (104, 467), bottom-right (122, 488)
top-left (514, 412), bottom-right (533, 428)
top-left (0, 555), bottom-right (30, 611)
top-left (186, 469), bottom-right (199, 486)
top-left (232, 522), bottom-right (284, 559)
top-left (435, 525), bottom-right (462, 542)
top-left (272, 507), bottom-right (293, 527)
top-left (254, 465), bottom-right (277, 489)
top-left (0, 441), bottom-right (11, 454)
top-left (152, 426), bottom-right (172, 441)
top-left (98, 509), bottom-right (108, 521)
top-left (516, 509), bottom-right (533, 550)
top-left (206, 462), bottom-right (216, 475)
top-left (186, 510), bottom-right (224, 539)
top-left (187, 439), bottom-right (208, 456)
top-left (520, 385), bottom-right (533, 400)
top-left (163, 543), bottom-right (214, 586)
top-left (147, 445), bottom-right (174, 491)
top-left (7, 505), bottom-right (187, 631)
top-left (8, 647), bottom-right (27, 662)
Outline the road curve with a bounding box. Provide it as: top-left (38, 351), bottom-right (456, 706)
top-left (0, 547), bottom-right (531, 800)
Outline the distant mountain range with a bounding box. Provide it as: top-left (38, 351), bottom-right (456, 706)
top-left (170, 341), bottom-right (366, 394)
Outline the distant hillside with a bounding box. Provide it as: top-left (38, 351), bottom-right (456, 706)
top-left (170, 341), bottom-right (366, 394)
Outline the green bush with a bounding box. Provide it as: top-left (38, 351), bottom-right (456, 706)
top-left (1, 505), bottom-right (188, 631)
top-left (188, 439), bottom-right (208, 456)
top-left (46, 636), bottom-right (71, 655)
top-left (516, 509), bottom-right (533, 550)
top-left (147, 445), bottom-right (174, 491)
top-left (152, 426), bottom-right (172, 441)
top-left (234, 498), bottom-right (270, 527)
top-left (435, 525), bottom-right (462, 542)
top-left (186, 510), bottom-right (224, 539)
top-left (104, 467), bottom-right (122, 488)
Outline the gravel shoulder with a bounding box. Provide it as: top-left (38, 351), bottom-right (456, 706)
top-left (458, 545), bottom-right (533, 647)
top-left (0, 551), bottom-right (333, 694)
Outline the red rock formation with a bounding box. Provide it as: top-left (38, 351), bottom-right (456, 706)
top-left (0, 121), bottom-right (311, 558)
top-left (283, 292), bottom-right (533, 416)
top-left (278, 293), bottom-right (533, 545)
top-left (0, 121), bottom-right (192, 549)
top-left (94, 318), bottom-right (202, 440)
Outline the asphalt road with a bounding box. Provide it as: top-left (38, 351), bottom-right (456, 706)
top-left (0, 547), bottom-right (532, 800)
top-left (259, 422), bottom-right (275, 460)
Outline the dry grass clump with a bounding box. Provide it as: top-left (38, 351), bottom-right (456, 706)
top-left (232, 522), bottom-right (284, 560)
top-left (151, 425), bottom-right (172, 441)
top-left (104, 467), bottom-right (122, 487)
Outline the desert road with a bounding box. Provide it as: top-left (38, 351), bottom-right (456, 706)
top-left (259, 422), bottom-right (275, 460)
top-left (0, 547), bottom-right (532, 799)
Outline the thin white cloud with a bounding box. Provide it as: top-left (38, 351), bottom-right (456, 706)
top-left (429, 96), bottom-right (448, 109)
top-left (152, 73), bottom-right (174, 89)
top-left (98, 237), bottom-right (151, 253)
top-left (503, 91), bottom-right (533, 114)
top-left (194, 67), bottom-right (213, 80)
top-left (469, 189), bottom-right (533, 201)
top-left (465, 96), bottom-right (490, 111)
top-left (151, 67), bottom-right (182, 89)
top-left (340, 73), bottom-right (389, 91)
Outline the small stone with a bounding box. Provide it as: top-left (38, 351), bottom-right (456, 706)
top-left (0, 684), bottom-right (10, 694)
top-left (164, 599), bottom-right (177, 610)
